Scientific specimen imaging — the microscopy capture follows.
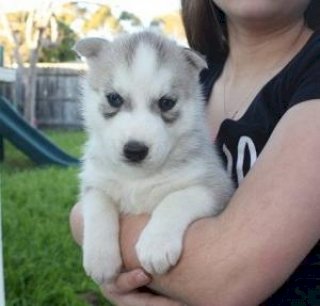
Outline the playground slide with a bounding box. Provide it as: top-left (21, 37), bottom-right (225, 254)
top-left (0, 95), bottom-right (79, 167)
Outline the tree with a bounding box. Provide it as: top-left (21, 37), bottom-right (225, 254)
top-left (0, 2), bottom-right (58, 125)
top-left (82, 5), bottom-right (122, 34)
top-left (0, 2), bottom-right (125, 124)
top-left (0, 12), bottom-right (28, 65)
top-left (39, 19), bottom-right (78, 63)
top-left (39, 3), bottom-right (87, 62)
top-left (119, 11), bottom-right (142, 27)
top-left (150, 11), bottom-right (185, 40)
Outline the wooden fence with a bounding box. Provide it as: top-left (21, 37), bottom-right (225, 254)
top-left (0, 67), bottom-right (15, 101)
top-left (35, 64), bottom-right (85, 128)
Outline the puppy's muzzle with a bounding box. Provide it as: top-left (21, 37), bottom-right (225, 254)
top-left (123, 141), bottom-right (149, 163)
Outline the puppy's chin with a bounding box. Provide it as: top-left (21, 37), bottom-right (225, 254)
top-left (114, 156), bottom-right (165, 179)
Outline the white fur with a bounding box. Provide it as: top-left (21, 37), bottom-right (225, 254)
top-left (75, 31), bottom-right (234, 284)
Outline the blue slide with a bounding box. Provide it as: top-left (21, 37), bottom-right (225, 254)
top-left (0, 95), bottom-right (79, 167)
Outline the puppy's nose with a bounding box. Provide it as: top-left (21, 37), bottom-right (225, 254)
top-left (123, 141), bottom-right (149, 163)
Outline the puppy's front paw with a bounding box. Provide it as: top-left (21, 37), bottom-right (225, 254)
top-left (83, 242), bottom-right (122, 284)
top-left (135, 227), bottom-right (183, 275)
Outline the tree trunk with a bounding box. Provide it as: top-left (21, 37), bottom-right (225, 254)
top-left (23, 28), bottom-right (45, 126)
top-left (15, 66), bottom-right (26, 112)
top-left (0, 12), bottom-right (26, 110)
top-left (1, 8), bottom-right (53, 125)
top-left (24, 50), bottom-right (39, 125)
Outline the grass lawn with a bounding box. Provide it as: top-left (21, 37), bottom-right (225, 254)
top-left (1, 129), bottom-right (112, 306)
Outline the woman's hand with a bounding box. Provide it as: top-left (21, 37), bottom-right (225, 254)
top-left (100, 269), bottom-right (184, 306)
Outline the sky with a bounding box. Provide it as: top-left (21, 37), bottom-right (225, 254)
top-left (1, 0), bottom-right (181, 24)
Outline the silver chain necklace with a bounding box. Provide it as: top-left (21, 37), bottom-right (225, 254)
top-left (222, 26), bottom-right (306, 120)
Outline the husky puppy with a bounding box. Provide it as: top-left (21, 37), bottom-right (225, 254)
top-left (74, 31), bottom-right (234, 284)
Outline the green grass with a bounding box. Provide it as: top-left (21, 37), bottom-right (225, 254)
top-left (1, 129), bottom-right (112, 306)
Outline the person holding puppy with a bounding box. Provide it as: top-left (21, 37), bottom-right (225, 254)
top-left (70, 0), bottom-right (320, 305)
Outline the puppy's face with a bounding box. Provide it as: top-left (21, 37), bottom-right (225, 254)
top-left (75, 32), bottom-right (207, 173)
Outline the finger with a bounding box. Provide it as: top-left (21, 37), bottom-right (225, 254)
top-left (114, 269), bottom-right (151, 293)
top-left (106, 290), bottom-right (185, 306)
top-left (69, 202), bottom-right (83, 245)
top-left (120, 291), bottom-right (185, 306)
top-left (103, 269), bottom-right (151, 294)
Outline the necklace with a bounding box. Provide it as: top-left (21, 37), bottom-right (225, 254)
top-left (222, 26), bottom-right (308, 120)
top-left (222, 70), bottom-right (263, 120)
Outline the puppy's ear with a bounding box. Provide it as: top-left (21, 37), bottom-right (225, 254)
top-left (73, 37), bottom-right (109, 58)
top-left (183, 48), bottom-right (208, 72)
top-left (73, 38), bottom-right (109, 88)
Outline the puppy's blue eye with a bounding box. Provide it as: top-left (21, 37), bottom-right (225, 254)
top-left (158, 96), bottom-right (177, 112)
top-left (106, 93), bottom-right (124, 108)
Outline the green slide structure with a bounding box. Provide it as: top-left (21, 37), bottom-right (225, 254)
top-left (0, 95), bottom-right (79, 167)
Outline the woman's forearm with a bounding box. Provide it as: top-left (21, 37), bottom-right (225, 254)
top-left (119, 214), bottom-right (265, 306)
top-left (119, 214), bottom-right (215, 303)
